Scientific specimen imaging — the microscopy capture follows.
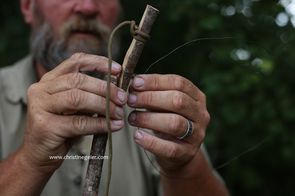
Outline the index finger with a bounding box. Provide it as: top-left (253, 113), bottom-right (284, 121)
top-left (130, 74), bottom-right (205, 102)
top-left (41, 53), bottom-right (121, 82)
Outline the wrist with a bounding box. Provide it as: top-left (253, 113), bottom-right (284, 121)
top-left (161, 150), bottom-right (207, 180)
top-left (0, 148), bottom-right (54, 196)
top-left (17, 145), bottom-right (60, 176)
top-left (161, 151), bottom-right (229, 196)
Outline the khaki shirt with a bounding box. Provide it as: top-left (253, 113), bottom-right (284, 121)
top-left (0, 56), bottom-right (160, 196)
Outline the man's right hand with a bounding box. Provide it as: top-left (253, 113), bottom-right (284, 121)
top-left (20, 53), bottom-right (126, 173)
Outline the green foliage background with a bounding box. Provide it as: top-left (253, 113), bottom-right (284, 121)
top-left (1, 0), bottom-right (294, 195)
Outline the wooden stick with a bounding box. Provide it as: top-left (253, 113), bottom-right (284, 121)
top-left (118, 5), bottom-right (159, 90)
top-left (83, 134), bottom-right (107, 196)
top-left (83, 5), bottom-right (159, 196)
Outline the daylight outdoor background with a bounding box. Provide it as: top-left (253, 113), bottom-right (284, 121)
top-left (1, 0), bottom-right (294, 195)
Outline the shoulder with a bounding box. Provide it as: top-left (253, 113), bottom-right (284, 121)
top-left (0, 56), bottom-right (32, 82)
top-left (0, 56), bottom-right (35, 103)
top-left (0, 56), bottom-right (34, 159)
top-left (0, 57), bottom-right (30, 113)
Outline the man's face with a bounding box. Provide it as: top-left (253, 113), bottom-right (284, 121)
top-left (27, 0), bottom-right (120, 70)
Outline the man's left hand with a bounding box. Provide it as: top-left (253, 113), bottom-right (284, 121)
top-left (127, 74), bottom-right (210, 175)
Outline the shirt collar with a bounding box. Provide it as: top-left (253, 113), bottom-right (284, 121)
top-left (4, 55), bottom-right (37, 104)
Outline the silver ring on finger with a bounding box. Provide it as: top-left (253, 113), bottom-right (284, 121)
top-left (177, 119), bottom-right (194, 140)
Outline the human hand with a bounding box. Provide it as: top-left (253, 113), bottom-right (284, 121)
top-left (127, 74), bottom-right (210, 176)
top-left (20, 53), bottom-right (127, 173)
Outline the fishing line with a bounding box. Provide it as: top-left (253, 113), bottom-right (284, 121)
top-left (144, 37), bottom-right (232, 74)
top-left (214, 136), bottom-right (271, 170)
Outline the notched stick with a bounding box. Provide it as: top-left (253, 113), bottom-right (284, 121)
top-left (118, 5), bottom-right (159, 90)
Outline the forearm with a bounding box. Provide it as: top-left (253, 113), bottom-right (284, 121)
top-left (0, 148), bottom-right (53, 196)
top-left (161, 151), bottom-right (229, 196)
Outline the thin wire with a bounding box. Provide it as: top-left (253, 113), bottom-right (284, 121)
top-left (144, 37), bottom-right (232, 74)
top-left (214, 136), bottom-right (270, 170)
top-left (106, 20), bottom-right (132, 196)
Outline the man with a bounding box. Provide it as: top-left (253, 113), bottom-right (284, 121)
top-left (0, 0), bottom-right (229, 195)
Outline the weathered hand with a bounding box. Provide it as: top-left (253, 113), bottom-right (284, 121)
top-left (127, 74), bottom-right (210, 175)
top-left (21, 53), bottom-right (127, 173)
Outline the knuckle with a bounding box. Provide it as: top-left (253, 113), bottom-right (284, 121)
top-left (31, 112), bottom-right (47, 131)
top-left (173, 76), bottom-right (186, 90)
top-left (198, 129), bottom-right (206, 144)
top-left (145, 137), bottom-right (156, 151)
top-left (96, 118), bottom-right (105, 130)
top-left (189, 147), bottom-right (196, 157)
top-left (185, 147), bottom-right (196, 160)
top-left (99, 56), bottom-right (108, 61)
top-left (72, 116), bottom-right (88, 132)
top-left (70, 52), bottom-right (86, 61)
top-left (152, 76), bottom-right (160, 89)
top-left (110, 103), bottom-right (118, 116)
top-left (172, 92), bottom-right (185, 110)
top-left (68, 89), bottom-right (83, 108)
top-left (199, 91), bottom-right (206, 101)
top-left (68, 73), bottom-right (87, 89)
top-left (40, 73), bottom-right (50, 81)
top-left (204, 111), bottom-right (211, 125)
top-left (167, 145), bottom-right (178, 160)
top-left (142, 92), bottom-right (153, 105)
top-left (102, 99), bottom-right (108, 112)
top-left (169, 115), bottom-right (184, 134)
top-left (69, 53), bottom-right (86, 69)
top-left (27, 83), bottom-right (39, 97)
top-left (98, 80), bottom-right (107, 94)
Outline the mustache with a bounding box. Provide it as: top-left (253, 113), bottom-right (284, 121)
top-left (30, 15), bottom-right (120, 71)
top-left (60, 16), bottom-right (111, 40)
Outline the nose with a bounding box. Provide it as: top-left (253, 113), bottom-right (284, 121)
top-left (73, 0), bottom-right (99, 17)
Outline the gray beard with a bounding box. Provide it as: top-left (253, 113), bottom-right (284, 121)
top-left (30, 22), bottom-right (120, 71)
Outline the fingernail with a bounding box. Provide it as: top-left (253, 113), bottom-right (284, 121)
top-left (117, 89), bottom-right (126, 103)
top-left (135, 130), bottom-right (144, 140)
top-left (128, 94), bottom-right (137, 106)
top-left (129, 112), bottom-right (136, 123)
top-left (111, 120), bottom-right (124, 129)
top-left (112, 62), bottom-right (121, 71)
top-left (115, 107), bottom-right (124, 118)
top-left (133, 77), bottom-right (144, 88)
